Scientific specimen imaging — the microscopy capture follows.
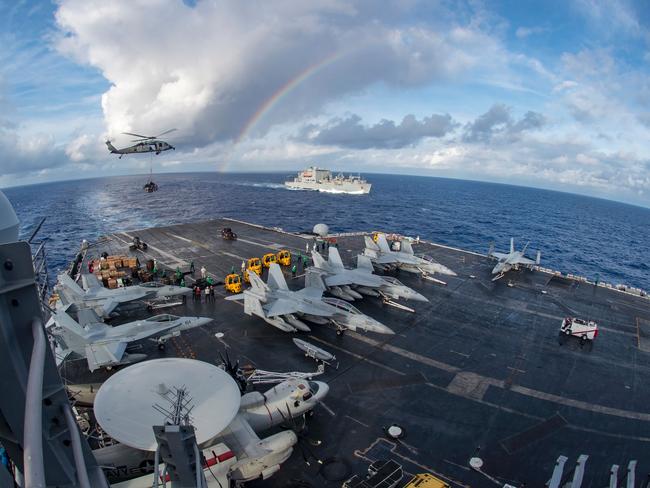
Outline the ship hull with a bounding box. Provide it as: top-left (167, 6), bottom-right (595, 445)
top-left (285, 181), bottom-right (371, 194)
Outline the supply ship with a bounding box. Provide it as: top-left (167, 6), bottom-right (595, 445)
top-left (285, 166), bottom-right (372, 194)
top-left (1, 192), bottom-right (650, 487)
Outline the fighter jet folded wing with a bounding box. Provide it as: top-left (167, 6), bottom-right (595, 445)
top-left (85, 341), bottom-right (128, 371)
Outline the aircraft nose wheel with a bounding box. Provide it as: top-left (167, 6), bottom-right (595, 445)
top-left (158, 343), bottom-right (166, 351)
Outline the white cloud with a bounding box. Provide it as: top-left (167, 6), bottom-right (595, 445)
top-left (515, 26), bottom-right (547, 39)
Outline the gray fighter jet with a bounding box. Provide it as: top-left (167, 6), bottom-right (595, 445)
top-left (363, 233), bottom-right (456, 277)
top-left (49, 310), bottom-right (212, 371)
top-left (310, 247), bottom-right (428, 305)
top-left (488, 238), bottom-right (541, 281)
top-left (55, 273), bottom-right (191, 318)
top-left (226, 263), bottom-right (394, 335)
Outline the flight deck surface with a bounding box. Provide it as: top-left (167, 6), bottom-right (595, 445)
top-left (62, 218), bottom-right (650, 486)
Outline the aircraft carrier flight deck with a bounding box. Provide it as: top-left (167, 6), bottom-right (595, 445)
top-left (62, 218), bottom-right (650, 486)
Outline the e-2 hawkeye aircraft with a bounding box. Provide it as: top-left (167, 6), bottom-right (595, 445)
top-left (105, 129), bottom-right (176, 159)
top-left (226, 263), bottom-right (394, 335)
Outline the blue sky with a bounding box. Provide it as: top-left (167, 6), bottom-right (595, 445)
top-left (1, 0), bottom-right (649, 206)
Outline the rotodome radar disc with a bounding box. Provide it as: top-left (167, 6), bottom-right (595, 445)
top-left (94, 358), bottom-right (240, 451)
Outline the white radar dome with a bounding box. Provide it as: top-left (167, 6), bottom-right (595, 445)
top-left (0, 191), bottom-right (19, 245)
top-left (313, 223), bottom-right (329, 237)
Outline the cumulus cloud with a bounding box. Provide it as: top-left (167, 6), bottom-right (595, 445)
top-left (462, 104), bottom-right (545, 142)
top-left (0, 116), bottom-right (67, 176)
top-left (52, 0), bottom-right (531, 148)
top-left (299, 113), bottom-right (456, 149)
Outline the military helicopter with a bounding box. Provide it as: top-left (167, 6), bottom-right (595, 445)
top-left (105, 129), bottom-right (176, 159)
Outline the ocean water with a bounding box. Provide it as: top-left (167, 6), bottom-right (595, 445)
top-left (4, 172), bottom-right (650, 291)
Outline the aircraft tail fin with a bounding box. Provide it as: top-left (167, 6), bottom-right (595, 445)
top-left (356, 255), bottom-right (374, 273)
top-left (401, 240), bottom-right (414, 255)
top-left (248, 271), bottom-right (269, 295)
top-left (536, 250), bottom-right (541, 265)
top-left (105, 140), bottom-right (118, 153)
top-left (364, 235), bottom-right (380, 251)
top-left (243, 293), bottom-right (266, 318)
top-left (57, 274), bottom-right (85, 298)
top-left (304, 270), bottom-right (327, 292)
top-left (50, 311), bottom-right (95, 354)
top-left (328, 247), bottom-right (345, 270)
top-left (522, 241), bottom-right (530, 254)
top-left (488, 241), bottom-right (495, 257)
top-left (375, 234), bottom-right (392, 253)
top-left (510, 237), bottom-right (515, 253)
top-left (267, 263), bottom-right (289, 290)
top-left (311, 251), bottom-right (330, 271)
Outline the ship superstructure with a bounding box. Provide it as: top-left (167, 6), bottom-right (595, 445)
top-left (285, 166), bottom-right (371, 194)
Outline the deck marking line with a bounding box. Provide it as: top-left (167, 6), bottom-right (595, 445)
top-left (121, 231), bottom-right (188, 267)
top-left (344, 415), bottom-right (369, 428)
top-left (307, 335), bottom-right (405, 376)
top-left (347, 331), bottom-right (461, 373)
top-left (345, 332), bottom-right (650, 422)
top-left (166, 232), bottom-right (193, 243)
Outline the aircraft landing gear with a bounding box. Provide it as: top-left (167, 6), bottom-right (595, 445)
top-left (158, 342), bottom-right (166, 351)
top-left (336, 328), bottom-right (346, 337)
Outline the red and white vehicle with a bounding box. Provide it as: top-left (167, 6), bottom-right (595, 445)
top-left (560, 317), bottom-right (598, 342)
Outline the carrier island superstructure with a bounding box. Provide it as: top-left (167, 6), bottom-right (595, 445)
top-left (285, 166), bottom-right (371, 194)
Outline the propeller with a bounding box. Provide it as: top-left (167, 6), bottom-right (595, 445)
top-left (277, 402), bottom-right (322, 467)
top-left (218, 350), bottom-right (247, 392)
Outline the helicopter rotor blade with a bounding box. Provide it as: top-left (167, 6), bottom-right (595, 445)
top-left (122, 131), bottom-right (151, 139)
top-left (155, 128), bottom-right (177, 138)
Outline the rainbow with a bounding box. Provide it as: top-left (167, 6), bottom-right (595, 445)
top-left (219, 52), bottom-right (343, 171)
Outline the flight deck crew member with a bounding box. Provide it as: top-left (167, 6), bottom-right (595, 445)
top-left (209, 285), bottom-right (215, 302)
top-left (205, 286), bottom-right (210, 303)
top-left (241, 260), bottom-right (246, 274)
top-left (194, 286), bottom-right (200, 301)
top-left (200, 266), bottom-right (207, 279)
top-left (305, 242), bottom-right (309, 254)
top-left (190, 261), bottom-right (195, 274)
top-left (292, 264), bottom-right (297, 277)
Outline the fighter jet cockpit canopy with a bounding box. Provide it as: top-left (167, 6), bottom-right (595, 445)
top-left (0, 190), bottom-right (19, 245)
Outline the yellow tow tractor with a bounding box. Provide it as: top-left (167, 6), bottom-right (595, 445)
top-left (262, 253), bottom-right (277, 268)
top-left (225, 273), bottom-right (242, 293)
top-left (372, 232), bottom-right (380, 243)
top-left (404, 474), bottom-right (450, 488)
top-left (276, 249), bottom-right (291, 266)
top-left (244, 257), bottom-right (262, 283)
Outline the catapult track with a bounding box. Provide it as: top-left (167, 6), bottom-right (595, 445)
top-left (62, 218), bottom-right (650, 486)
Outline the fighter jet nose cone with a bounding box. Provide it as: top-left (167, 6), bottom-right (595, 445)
top-left (373, 323), bottom-right (395, 335)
